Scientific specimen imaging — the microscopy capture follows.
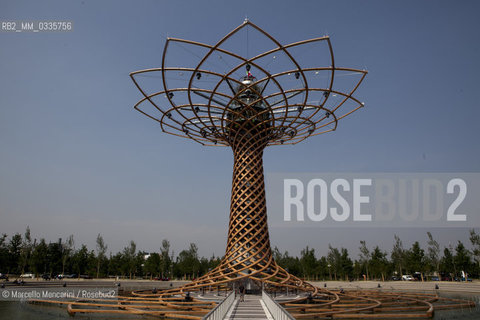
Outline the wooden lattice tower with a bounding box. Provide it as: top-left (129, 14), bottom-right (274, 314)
top-left (130, 20), bottom-right (367, 291)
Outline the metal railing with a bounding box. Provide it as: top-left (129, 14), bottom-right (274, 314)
top-left (202, 291), bottom-right (236, 320)
top-left (262, 290), bottom-right (295, 320)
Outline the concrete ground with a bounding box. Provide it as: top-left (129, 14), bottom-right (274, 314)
top-left (309, 280), bottom-right (480, 294)
top-left (1, 278), bottom-right (190, 292)
top-left (3, 278), bottom-right (480, 294)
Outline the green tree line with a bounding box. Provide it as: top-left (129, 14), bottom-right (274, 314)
top-left (0, 228), bottom-right (221, 280)
top-left (1, 227), bottom-right (480, 281)
top-left (274, 230), bottom-right (480, 281)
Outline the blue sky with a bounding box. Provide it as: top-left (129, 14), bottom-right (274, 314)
top-left (1, 0), bottom-right (479, 258)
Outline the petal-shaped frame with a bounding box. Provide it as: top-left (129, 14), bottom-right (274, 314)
top-left (130, 20), bottom-right (367, 147)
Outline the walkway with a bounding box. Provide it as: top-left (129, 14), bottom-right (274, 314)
top-left (226, 295), bottom-right (271, 320)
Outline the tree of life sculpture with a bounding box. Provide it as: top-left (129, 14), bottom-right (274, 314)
top-left (130, 19), bottom-right (367, 293)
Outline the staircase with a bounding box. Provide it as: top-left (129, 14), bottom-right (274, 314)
top-left (228, 295), bottom-right (270, 319)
